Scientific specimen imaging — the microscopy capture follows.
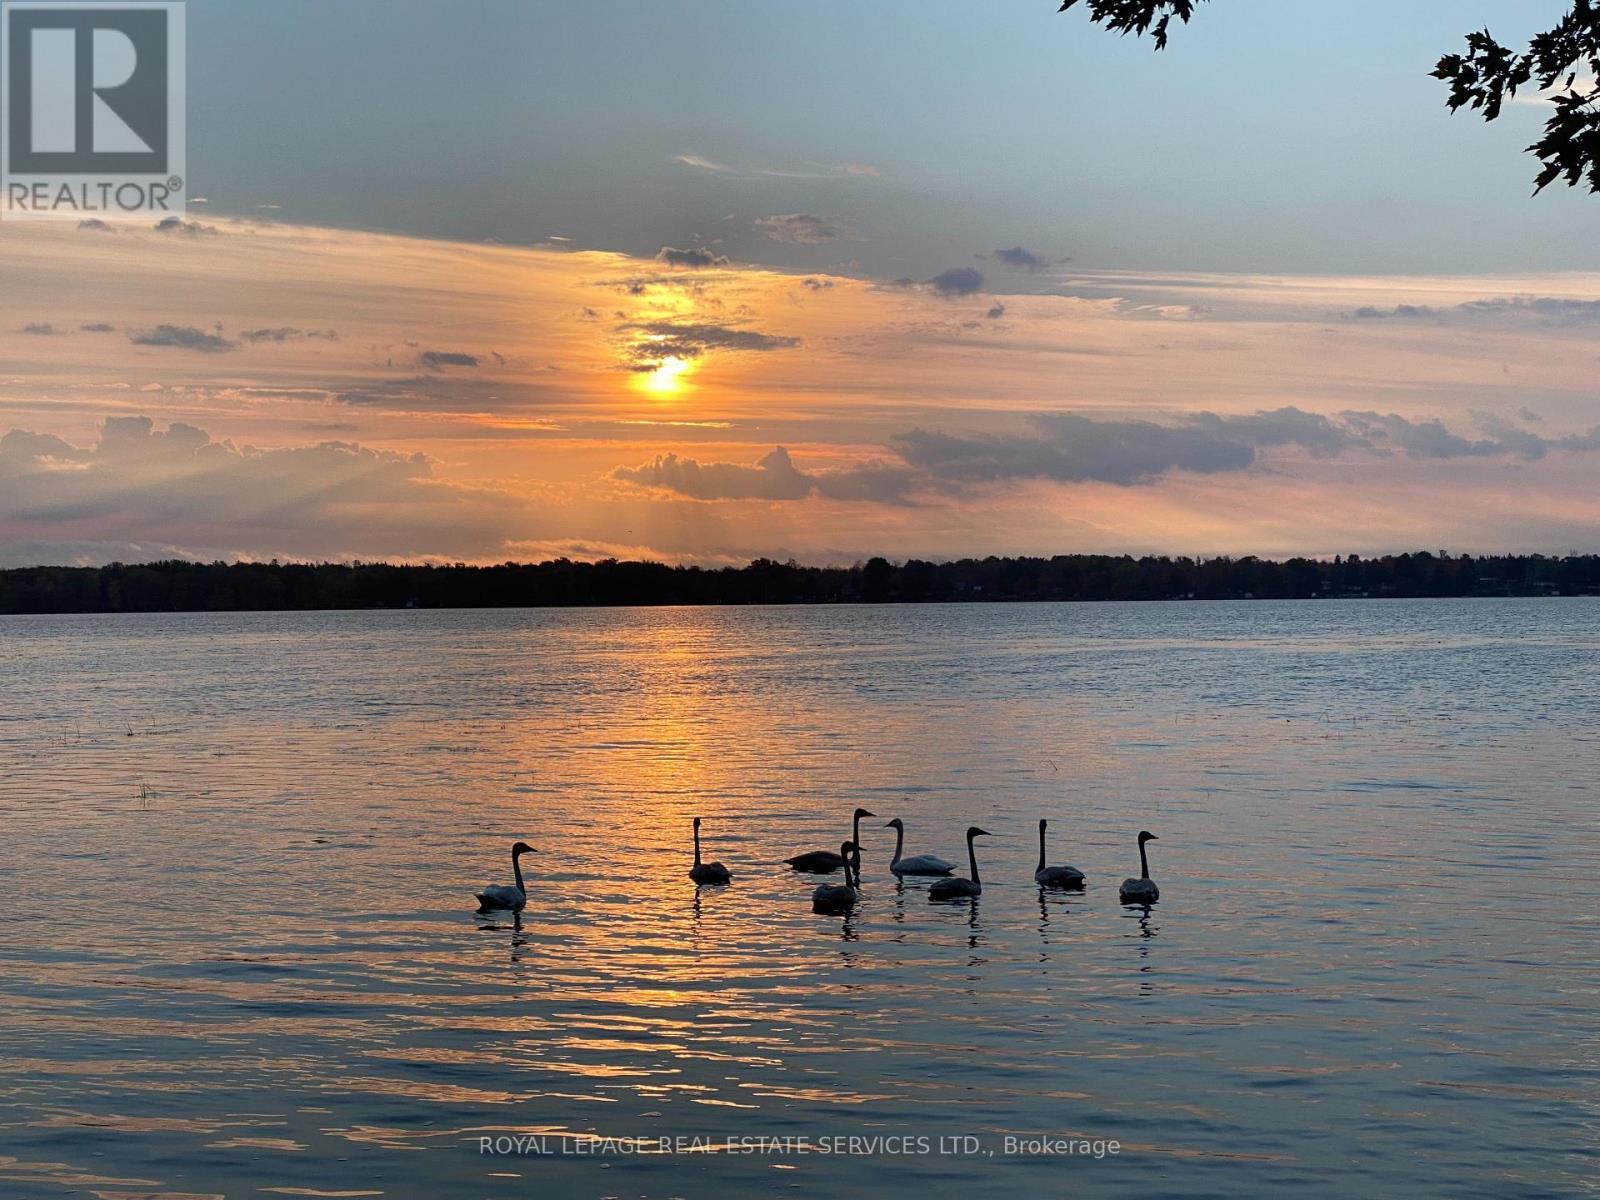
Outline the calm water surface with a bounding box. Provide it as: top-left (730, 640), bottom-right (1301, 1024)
top-left (0, 600), bottom-right (1596, 1198)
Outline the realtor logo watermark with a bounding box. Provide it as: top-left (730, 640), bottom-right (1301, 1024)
top-left (2, 1), bottom-right (184, 219)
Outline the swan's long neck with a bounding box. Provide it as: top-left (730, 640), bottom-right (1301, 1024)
top-left (693, 824), bottom-right (703, 867)
top-left (1037, 824), bottom-right (1046, 874)
top-left (512, 850), bottom-right (526, 895)
top-left (852, 811), bottom-right (863, 850)
top-left (968, 833), bottom-right (981, 885)
top-left (891, 823), bottom-right (904, 865)
top-left (1138, 839), bottom-right (1150, 880)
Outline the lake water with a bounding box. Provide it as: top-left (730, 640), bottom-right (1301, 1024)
top-left (0, 600), bottom-right (1596, 1198)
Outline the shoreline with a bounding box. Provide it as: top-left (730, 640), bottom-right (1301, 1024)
top-left (3, 552), bottom-right (1599, 615)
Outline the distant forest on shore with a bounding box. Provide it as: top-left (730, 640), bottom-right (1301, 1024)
top-left (1, 553), bottom-right (1597, 614)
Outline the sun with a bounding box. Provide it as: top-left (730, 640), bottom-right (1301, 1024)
top-left (639, 355), bottom-right (692, 396)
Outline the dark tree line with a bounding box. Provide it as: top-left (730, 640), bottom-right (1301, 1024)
top-left (0, 553), bottom-right (1595, 614)
top-left (1061, 0), bottom-right (1600, 194)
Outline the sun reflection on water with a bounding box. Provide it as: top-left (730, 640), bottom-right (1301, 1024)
top-left (0, 602), bottom-right (1596, 1197)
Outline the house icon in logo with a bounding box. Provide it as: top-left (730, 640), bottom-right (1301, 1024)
top-left (3, 2), bottom-right (185, 217)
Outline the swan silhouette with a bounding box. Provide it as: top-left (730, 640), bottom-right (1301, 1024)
top-left (785, 807), bottom-right (874, 873)
top-left (1034, 818), bottom-right (1086, 889)
top-left (475, 841), bottom-right (534, 912)
top-left (884, 817), bottom-right (955, 876)
top-left (689, 817), bottom-right (732, 885)
top-left (811, 841), bottom-right (860, 913)
top-left (1118, 831), bottom-right (1160, 903)
top-left (928, 827), bottom-right (990, 900)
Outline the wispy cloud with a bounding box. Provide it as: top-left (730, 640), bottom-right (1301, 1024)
top-left (1507, 74), bottom-right (1598, 107)
top-left (239, 326), bottom-right (339, 343)
top-left (672, 153), bottom-right (740, 174)
top-left (0, 416), bottom-right (532, 564)
top-left (755, 213), bottom-right (860, 244)
top-left (673, 153), bottom-right (881, 180)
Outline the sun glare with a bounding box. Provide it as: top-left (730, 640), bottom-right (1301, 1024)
top-left (640, 356), bottom-right (692, 396)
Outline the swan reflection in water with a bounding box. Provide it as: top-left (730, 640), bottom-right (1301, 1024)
top-left (1121, 904), bottom-right (1160, 994)
top-left (1036, 885), bottom-right (1087, 961)
top-left (886, 873), bottom-right (924, 930)
top-left (1123, 905), bottom-right (1159, 939)
top-left (962, 896), bottom-right (988, 961)
top-left (475, 909), bottom-right (530, 963)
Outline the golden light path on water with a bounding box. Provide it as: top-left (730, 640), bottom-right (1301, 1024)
top-left (0, 600), bottom-right (1595, 1197)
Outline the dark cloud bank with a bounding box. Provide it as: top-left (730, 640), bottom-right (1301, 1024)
top-left (927, 266), bottom-right (984, 297)
top-left (987, 246), bottom-right (1049, 271)
top-left (1353, 296), bottom-right (1600, 324)
top-left (620, 321), bottom-right (800, 371)
top-left (615, 406), bottom-right (1600, 502)
top-left (419, 349), bottom-right (479, 369)
top-left (614, 447), bottom-right (914, 503)
top-left (130, 324), bottom-right (234, 353)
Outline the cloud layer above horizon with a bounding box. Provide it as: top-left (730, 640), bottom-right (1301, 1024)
top-left (2, 217), bottom-right (1599, 567)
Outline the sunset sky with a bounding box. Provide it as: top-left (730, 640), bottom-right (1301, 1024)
top-left (3, 0), bottom-right (1598, 566)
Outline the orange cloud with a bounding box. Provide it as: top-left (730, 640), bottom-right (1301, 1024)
top-left (3, 217), bottom-right (1600, 563)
